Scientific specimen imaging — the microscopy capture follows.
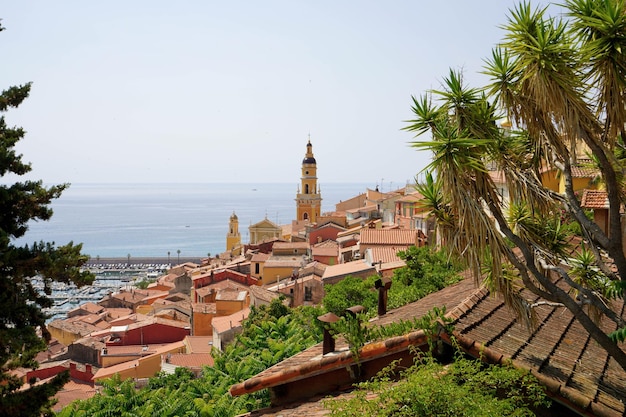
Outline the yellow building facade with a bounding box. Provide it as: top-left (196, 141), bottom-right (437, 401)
top-left (226, 212), bottom-right (242, 256)
top-left (296, 140), bottom-right (322, 223)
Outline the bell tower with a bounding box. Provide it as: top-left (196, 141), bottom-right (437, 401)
top-left (226, 212), bottom-right (241, 255)
top-left (296, 139), bottom-right (322, 222)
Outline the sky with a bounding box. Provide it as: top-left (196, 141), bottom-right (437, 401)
top-left (1, 1), bottom-right (555, 188)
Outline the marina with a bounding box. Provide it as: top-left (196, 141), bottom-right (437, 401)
top-left (36, 262), bottom-right (172, 322)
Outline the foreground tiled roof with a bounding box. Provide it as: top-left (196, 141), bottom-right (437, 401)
top-left (230, 276), bottom-right (476, 397)
top-left (231, 271), bottom-right (626, 416)
top-left (446, 277), bottom-right (626, 416)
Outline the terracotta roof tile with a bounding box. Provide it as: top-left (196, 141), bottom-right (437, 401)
top-left (571, 159), bottom-right (598, 178)
top-left (360, 228), bottom-right (419, 246)
top-left (104, 343), bottom-right (171, 356)
top-left (52, 380), bottom-right (98, 412)
top-left (215, 289), bottom-right (248, 302)
top-left (249, 285), bottom-right (281, 303)
top-left (168, 353), bottom-right (214, 368)
top-left (367, 246), bottom-right (405, 264)
top-left (231, 270), bottom-right (626, 416)
top-left (191, 302), bottom-right (217, 314)
top-left (212, 308), bottom-right (250, 333)
top-left (184, 336), bottom-right (213, 353)
top-left (251, 253), bottom-right (271, 262)
top-left (321, 260), bottom-right (376, 283)
top-left (581, 189), bottom-right (609, 209)
top-left (265, 256), bottom-right (306, 268)
top-left (273, 242), bottom-right (310, 250)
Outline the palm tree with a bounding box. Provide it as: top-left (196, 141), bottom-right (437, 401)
top-left (406, 0), bottom-right (626, 371)
top-left (177, 249), bottom-right (181, 264)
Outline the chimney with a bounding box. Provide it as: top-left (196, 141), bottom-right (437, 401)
top-left (345, 305), bottom-right (365, 318)
top-left (317, 312), bottom-right (340, 354)
top-left (374, 278), bottom-right (392, 316)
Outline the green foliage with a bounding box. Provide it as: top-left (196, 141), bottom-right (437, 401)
top-left (323, 275), bottom-right (378, 316)
top-left (61, 303), bottom-right (324, 416)
top-left (134, 278), bottom-right (155, 289)
top-left (610, 326), bottom-right (626, 343)
top-left (324, 352), bottom-right (550, 417)
top-left (388, 246), bottom-right (462, 310)
top-left (0, 23), bottom-right (94, 417)
top-left (330, 313), bottom-right (370, 362)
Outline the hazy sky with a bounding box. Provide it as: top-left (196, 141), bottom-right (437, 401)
top-left (1, 1), bottom-right (553, 188)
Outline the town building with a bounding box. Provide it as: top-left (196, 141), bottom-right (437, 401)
top-left (248, 218), bottom-right (283, 245)
top-left (295, 140), bottom-right (322, 222)
top-left (226, 211), bottom-right (242, 256)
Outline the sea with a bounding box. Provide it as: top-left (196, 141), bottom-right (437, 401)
top-left (13, 182), bottom-right (371, 260)
top-left (15, 182), bottom-right (372, 322)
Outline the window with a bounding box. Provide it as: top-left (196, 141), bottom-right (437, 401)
top-left (254, 263), bottom-right (260, 274)
top-left (304, 287), bottom-right (313, 301)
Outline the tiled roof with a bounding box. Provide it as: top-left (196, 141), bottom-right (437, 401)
top-left (104, 343), bottom-right (171, 356)
top-left (540, 159), bottom-right (598, 178)
top-left (265, 256), bottom-right (306, 268)
top-left (230, 276), bottom-right (476, 397)
top-left (273, 242), bottom-right (310, 250)
top-left (311, 241), bottom-right (339, 257)
top-left (251, 253), bottom-right (271, 262)
top-left (73, 313), bottom-right (108, 327)
top-left (231, 271), bottom-right (626, 416)
top-left (104, 308), bottom-right (133, 319)
top-left (71, 302), bottom-right (104, 315)
top-left (249, 285), bottom-right (281, 304)
top-left (359, 228), bottom-right (418, 246)
top-left (191, 303), bottom-right (217, 314)
top-left (445, 277), bottom-right (626, 416)
top-left (571, 159), bottom-right (598, 177)
top-left (168, 352), bottom-right (214, 368)
top-left (321, 260), bottom-right (376, 282)
top-left (581, 189), bottom-right (609, 209)
top-left (215, 289), bottom-right (248, 302)
top-left (53, 380), bottom-right (98, 412)
top-left (93, 341), bottom-right (186, 381)
top-left (396, 191), bottom-right (423, 203)
top-left (184, 336), bottom-right (213, 353)
top-left (367, 246), bottom-right (405, 264)
top-left (212, 308), bottom-right (250, 334)
top-left (47, 319), bottom-right (100, 337)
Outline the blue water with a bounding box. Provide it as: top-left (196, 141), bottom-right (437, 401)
top-left (12, 183), bottom-right (370, 258)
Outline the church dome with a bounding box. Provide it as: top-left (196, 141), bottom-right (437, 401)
top-left (230, 212), bottom-right (238, 220)
top-left (302, 156), bottom-right (316, 164)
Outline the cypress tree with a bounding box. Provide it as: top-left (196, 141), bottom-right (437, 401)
top-left (0, 22), bottom-right (94, 416)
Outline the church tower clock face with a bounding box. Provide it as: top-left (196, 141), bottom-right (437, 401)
top-left (296, 139), bottom-right (322, 223)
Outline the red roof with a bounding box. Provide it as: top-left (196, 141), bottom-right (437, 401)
top-left (168, 353), bottom-right (214, 368)
top-left (581, 189), bottom-right (609, 209)
top-left (231, 271), bottom-right (626, 416)
top-left (359, 228), bottom-right (418, 246)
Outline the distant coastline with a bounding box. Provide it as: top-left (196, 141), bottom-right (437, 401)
top-left (84, 256), bottom-right (203, 267)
